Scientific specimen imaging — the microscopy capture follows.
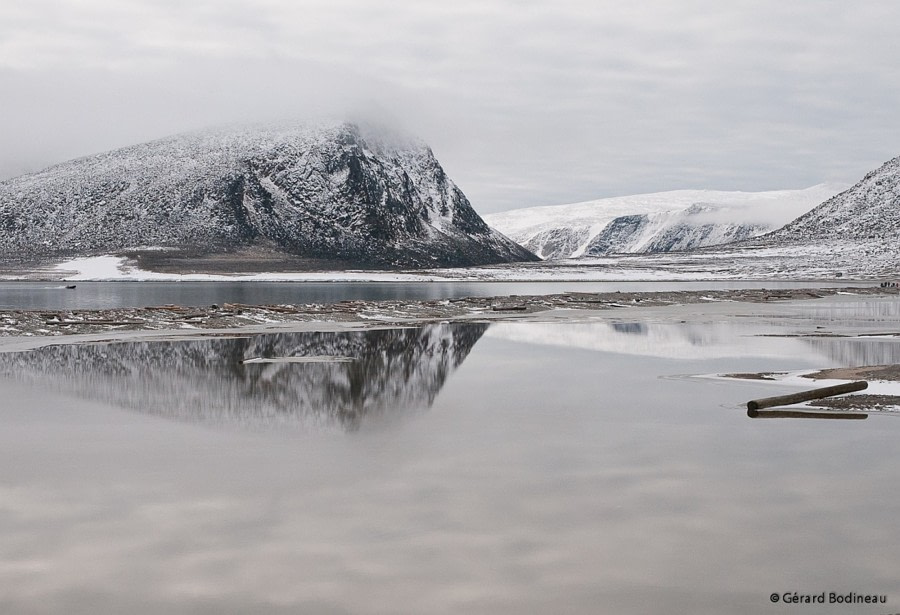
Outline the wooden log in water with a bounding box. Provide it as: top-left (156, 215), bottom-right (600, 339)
top-left (747, 409), bottom-right (868, 420)
top-left (491, 304), bottom-right (527, 312)
top-left (746, 381), bottom-right (868, 411)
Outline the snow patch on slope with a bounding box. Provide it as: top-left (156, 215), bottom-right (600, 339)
top-left (50, 255), bottom-right (441, 282)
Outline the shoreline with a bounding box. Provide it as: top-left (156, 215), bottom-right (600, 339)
top-left (0, 285), bottom-right (897, 350)
top-left (5, 251), bottom-right (899, 283)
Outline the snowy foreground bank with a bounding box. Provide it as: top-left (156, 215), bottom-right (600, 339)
top-left (6, 242), bottom-right (900, 283)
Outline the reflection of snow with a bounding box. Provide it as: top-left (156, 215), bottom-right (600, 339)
top-left (485, 322), bottom-right (819, 360)
top-left (484, 321), bottom-right (900, 366)
top-left (804, 338), bottom-right (900, 368)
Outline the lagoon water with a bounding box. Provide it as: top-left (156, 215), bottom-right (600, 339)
top-left (1, 300), bottom-right (900, 613)
top-left (0, 279), bottom-right (871, 310)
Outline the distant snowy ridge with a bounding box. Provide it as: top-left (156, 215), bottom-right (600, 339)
top-left (0, 121), bottom-right (537, 269)
top-left (484, 185), bottom-right (847, 260)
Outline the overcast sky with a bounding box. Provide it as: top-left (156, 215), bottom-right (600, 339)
top-left (1, 0), bottom-right (898, 213)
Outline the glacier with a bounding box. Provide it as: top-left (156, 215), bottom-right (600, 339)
top-left (484, 184), bottom-right (847, 260)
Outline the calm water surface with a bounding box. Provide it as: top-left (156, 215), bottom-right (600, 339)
top-left (1, 305), bottom-right (899, 613)
top-left (0, 279), bottom-right (872, 310)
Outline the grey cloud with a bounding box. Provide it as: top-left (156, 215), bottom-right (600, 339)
top-left (1, 1), bottom-right (898, 213)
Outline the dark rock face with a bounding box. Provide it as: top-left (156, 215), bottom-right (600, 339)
top-left (520, 226), bottom-right (592, 259)
top-left (581, 210), bottom-right (767, 256)
top-left (583, 215), bottom-right (649, 255)
top-left (0, 122), bottom-right (537, 268)
top-left (642, 223), bottom-right (768, 254)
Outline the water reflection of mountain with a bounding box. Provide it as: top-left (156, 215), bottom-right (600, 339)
top-left (486, 321), bottom-right (900, 365)
top-left (803, 338), bottom-right (900, 368)
top-left (486, 322), bottom-right (791, 360)
top-left (611, 322), bottom-right (647, 335)
top-left (798, 299), bottom-right (900, 324)
top-left (0, 324), bottom-right (488, 431)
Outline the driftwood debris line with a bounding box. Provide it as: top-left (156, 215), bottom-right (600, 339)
top-left (746, 381), bottom-right (869, 412)
top-left (50, 319), bottom-right (144, 326)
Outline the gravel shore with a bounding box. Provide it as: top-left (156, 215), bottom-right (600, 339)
top-left (0, 285), bottom-right (896, 340)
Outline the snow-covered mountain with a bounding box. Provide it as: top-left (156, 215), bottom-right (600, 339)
top-left (763, 155), bottom-right (900, 244)
top-left (0, 324), bottom-right (488, 431)
top-left (484, 185), bottom-right (846, 260)
top-left (0, 121), bottom-right (536, 269)
top-left (695, 155), bottom-right (900, 276)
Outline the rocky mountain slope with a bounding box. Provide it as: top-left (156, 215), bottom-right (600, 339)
top-left (701, 154), bottom-right (900, 277)
top-left (0, 121), bottom-right (536, 269)
top-left (484, 185), bottom-right (845, 260)
top-left (762, 155), bottom-right (900, 243)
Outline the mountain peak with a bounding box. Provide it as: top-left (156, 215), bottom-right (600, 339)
top-left (0, 121), bottom-right (537, 269)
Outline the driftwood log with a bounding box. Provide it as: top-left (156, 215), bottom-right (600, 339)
top-left (747, 409), bottom-right (868, 420)
top-left (747, 381), bottom-right (868, 412)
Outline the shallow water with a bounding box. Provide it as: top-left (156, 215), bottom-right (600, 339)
top-left (794, 295), bottom-right (900, 326)
top-left (1, 317), bottom-right (899, 614)
top-left (0, 279), bottom-right (871, 310)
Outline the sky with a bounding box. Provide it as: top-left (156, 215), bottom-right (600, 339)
top-left (1, 0), bottom-right (898, 214)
